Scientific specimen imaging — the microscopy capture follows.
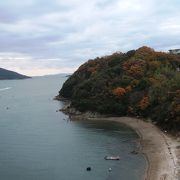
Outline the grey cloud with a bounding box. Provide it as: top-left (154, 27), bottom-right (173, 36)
top-left (0, 0), bottom-right (180, 76)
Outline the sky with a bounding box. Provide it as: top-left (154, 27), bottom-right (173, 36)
top-left (0, 0), bottom-right (180, 76)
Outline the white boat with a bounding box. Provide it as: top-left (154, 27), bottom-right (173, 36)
top-left (104, 156), bottom-right (120, 160)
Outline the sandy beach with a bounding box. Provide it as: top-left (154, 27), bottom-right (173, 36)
top-left (67, 112), bottom-right (180, 180)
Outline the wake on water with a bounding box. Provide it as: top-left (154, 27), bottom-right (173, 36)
top-left (0, 87), bottom-right (11, 91)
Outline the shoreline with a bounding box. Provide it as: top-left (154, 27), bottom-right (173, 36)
top-left (87, 117), bottom-right (179, 180)
top-left (60, 105), bottom-right (179, 180)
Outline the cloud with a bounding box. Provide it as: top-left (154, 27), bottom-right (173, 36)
top-left (0, 0), bottom-right (179, 75)
top-left (0, 52), bottom-right (77, 76)
top-left (11, 67), bottom-right (76, 76)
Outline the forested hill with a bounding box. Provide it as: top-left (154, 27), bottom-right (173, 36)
top-left (59, 46), bottom-right (180, 132)
top-left (0, 68), bottom-right (31, 80)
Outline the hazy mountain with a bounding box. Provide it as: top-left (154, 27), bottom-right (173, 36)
top-left (0, 68), bottom-right (31, 80)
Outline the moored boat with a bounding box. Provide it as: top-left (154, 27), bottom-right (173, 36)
top-left (104, 156), bottom-right (120, 160)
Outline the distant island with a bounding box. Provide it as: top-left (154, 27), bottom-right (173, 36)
top-left (58, 46), bottom-right (180, 132)
top-left (0, 68), bottom-right (31, 80)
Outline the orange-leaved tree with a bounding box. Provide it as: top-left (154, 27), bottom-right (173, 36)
top-left (139, 96), bottom-right (150, 110)
top-left (112, 87), bottom-right (126, 97)
top-left (123, 59), bottom-right (146, 78)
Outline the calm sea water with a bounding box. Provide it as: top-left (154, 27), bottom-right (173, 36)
top-left (0, 75), bottom-right (146, 180)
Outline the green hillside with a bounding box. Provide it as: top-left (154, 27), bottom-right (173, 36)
top-left (59, 47), bottom-right (180, 132)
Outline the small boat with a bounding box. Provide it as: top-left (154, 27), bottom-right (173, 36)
top-left (104, 156), bottom-right (120, 160)
top-left (131, 150), bottom-right (138, 155)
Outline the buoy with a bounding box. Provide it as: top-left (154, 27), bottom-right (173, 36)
top-left (108, 168), bottom-right (112, 172)
top-left (86, 167), bottom-right (91, 171)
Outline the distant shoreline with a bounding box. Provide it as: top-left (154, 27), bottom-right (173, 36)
top-left (58, 102), bottom-right (179, 180)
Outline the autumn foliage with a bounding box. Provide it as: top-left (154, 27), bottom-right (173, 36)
top-left (139, 96), bottom-right (150, 110)
top-left (112, 87), bottom-right (126, 97)
top-left (123, 59), bottom-right (146, 78)
top-left (59, 46), bottom-right (180, 132)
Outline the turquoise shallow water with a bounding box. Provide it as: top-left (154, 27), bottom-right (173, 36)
top-left (0, 75), bottom-right (146, 180)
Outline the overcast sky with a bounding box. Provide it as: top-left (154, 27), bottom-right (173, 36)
top-left (0, 0), bottom-right (180, 76)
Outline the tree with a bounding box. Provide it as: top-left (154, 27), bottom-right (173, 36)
top-left (123, 59), bottom-right (146, 78)
top-left (112, 87), bottom-right (126, 97)
top-left (139, 96), bottom-right (150, 110)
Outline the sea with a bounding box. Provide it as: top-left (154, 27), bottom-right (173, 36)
top-left (0, 74), bottom-right (146, 180)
